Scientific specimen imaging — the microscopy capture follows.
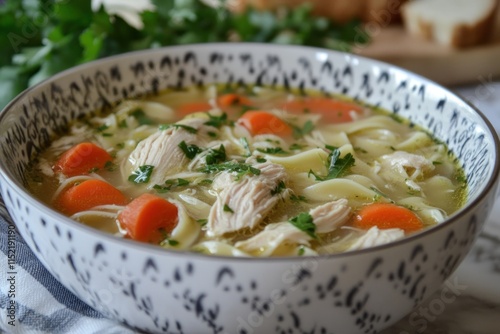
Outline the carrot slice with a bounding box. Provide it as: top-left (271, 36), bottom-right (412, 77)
top-left (238, 111), bottom-right (292, 137)
top-left (118, 193), bottom-right (178, 244)
top-left (176, 102), bottom-right (212, 117)
top-left (55, 179), bottom-right (128, 215)
top-left (281, 97), bottom-right (363, 123)
top-left (352, 203), bottom-right (424, 233)
top-left (217, 93), bottom-right (252, 108)
top-left (53, 142), bottom-right (113, 177)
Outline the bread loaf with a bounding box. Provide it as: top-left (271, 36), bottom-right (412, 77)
top-left (402, 0), bottom-right (498, 48)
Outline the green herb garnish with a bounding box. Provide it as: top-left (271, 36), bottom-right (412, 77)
top-left (131, 109), bottom-right (154, 125)
top-left (104, 161), bottom-right (118, 172)
top-left (309, 146), bottom-right (355, 181)
top-left (290, 194), bottom-right (307, 202)
top-left (223, 204), bottom-right (234, 213)
top-left (205, 113), bottom-right (229, 128)
top-left (197, 218), bottom-right (208, 226)
top-left (153, 178), bottom-right (190, 193)
top-left (199, 161), bottom-right (261, 180)
top-left (0, 1), bottom-right (368, 110)
top-left (257, 147), bottom-right (288, 155)
top-left (128, 165), bottom-right (154, 184)
top-left (271, 180), bottom-right (286, 196)
top-left (289, 212), bottom-right (317, 239)
top-left (292, 120), bottom-right (315, 138)
top-left (240, 137), bottom-right (251, 157)
top-left (205, 144), bottom-right (226, 165)
top-left (178, 141), bottom-right (203, 159)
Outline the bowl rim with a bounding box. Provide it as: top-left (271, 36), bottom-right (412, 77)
top-left (1, 42), bottom-right (499, 262)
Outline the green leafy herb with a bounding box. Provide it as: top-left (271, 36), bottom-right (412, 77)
top-left (298, 246), bottom-right (305, 256)
top-left (153, 178), bottom-right (190, 193)
top-left (223, 204), bottom-right (234, 213)
top-left (0, 1), bottom-right (368, 109)
top-left (197, 218), bottom-right (208, 226)
top-left (159, 123), bottom-right (198, 134)
top-left (256, 157), bottom-right (267, 163)
top-left (104, 161), bottom-right (118, 172)
top-left (160, 238), bottom-right (179, 247)
top-left (131, 109), bottom-right (154, 125)
top-left (240, 137), bottom-right (251, 157)
top-left (309, 146), bottom-right (355, 181)
top-left (257, 147), bottom-right (288, 155)
top-left (199, 161), bottom-right (261, 180)
top-left (128, 165), bottom-right (154, 184)
top-left (292, 120), bottom-right (315, 138)
top-left (271, 180), bottom-right (286, 196)
top-left (289, 143), bottom-right (306, 151)
top-left (288, 212), bottom-right (316, 239)
top-left (205, 113), bottom-right (229, 128)
top-left (118, 119), bottom-right (128, 128)
top-left (205, 144), bottom-right (226, 165)
top-left (290, 194), bottom-right (307, 202)
top-left (178, 140), bottom-right (203, 159)
top-left (96, 124), bottom-right (109, 132)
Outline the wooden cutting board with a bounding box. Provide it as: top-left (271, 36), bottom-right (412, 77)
top-left (354, 15), bottom-right (500, 87)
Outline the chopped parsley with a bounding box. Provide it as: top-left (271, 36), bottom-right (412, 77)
top-left (240, 137), bottom-right (251, 157)
top-left (292, 120), bottom-right (315, 138)
top-left (178, 141), bottom-right (203, 159)
top-left (205, 144), bottom-right (226, 165)
top-left (196, 219), bottom-right (208, 226)
top-left (256, 157), bottom-right (267, 163)
top-left (257, 147), bottom-right (288, 155)
top-left (289, 143), bottom-right (306, 151)
top-left (205, 113), bottom-right (229, 128)
top-left (289, 212), bottom-right (317, 239)
top-left (131, 109), bottom-right (154, 125)
top-left (198, 161), bottom-right (261, 180)
top-left (223, 204), bottom-right (234, 213)
top-left (104, 161), bottom-right (118, 172)
top-left (118, 119), bottom-right (128, 128)
top-left (297, 246), bottom-right (305, 256)
top-left (128, 165), bottom-right (154, 184)
top-left (290, 194), bottom-right (307, 202)
top-left (271, 180), bottom-right (286, 196)
top-left (153, 178), bottom-right (190, 193)
top-left (96, 124), bottom-right (109, 132)
top-left (309, 146), bottom-right (355, 181)
top-left (160, 239), bottom-right (179, 247)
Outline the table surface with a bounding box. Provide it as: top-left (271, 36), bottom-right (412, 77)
top-left (381, 83), bottom-right (500, 334)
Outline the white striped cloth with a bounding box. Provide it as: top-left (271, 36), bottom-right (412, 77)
top-left (0, 199), bottom-right (136, 334)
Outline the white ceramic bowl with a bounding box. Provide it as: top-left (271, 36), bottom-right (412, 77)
top-left (1, 44), bottom-right (499, 334)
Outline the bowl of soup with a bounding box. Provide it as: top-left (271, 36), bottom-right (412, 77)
top-left (0, 43), bottom-right (498, 333)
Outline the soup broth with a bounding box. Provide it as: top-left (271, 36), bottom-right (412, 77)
top-left (27, 85), bottom-right (467, 257)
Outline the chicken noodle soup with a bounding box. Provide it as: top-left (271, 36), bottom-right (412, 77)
top-left (27, 85), bottom-right (467, 256)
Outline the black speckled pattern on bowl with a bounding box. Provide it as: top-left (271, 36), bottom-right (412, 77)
top-left (0, 44), bottom-right (498, 334)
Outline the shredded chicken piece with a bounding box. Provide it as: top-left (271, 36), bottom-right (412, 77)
top-left (235, 199), bottom-right (351, 256)
top-left (126, 118), bottom-right (209, 186)
top-left (379, 151), bottom-right (435, 180)
top-left (235, 222), bottom-right (311, 256)
top-left (309, 199), bottom-right (351, 233)
top-left (207, 162), bottom-right (287, 236)
top-left (347, 226), bottom-right (405, 251)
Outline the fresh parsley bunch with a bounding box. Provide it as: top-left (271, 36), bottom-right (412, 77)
top-left (0, 0), bottom-right (369, 109)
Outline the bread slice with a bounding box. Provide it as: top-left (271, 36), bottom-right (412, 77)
top-left (402, 0), bottom-right (498, 48)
